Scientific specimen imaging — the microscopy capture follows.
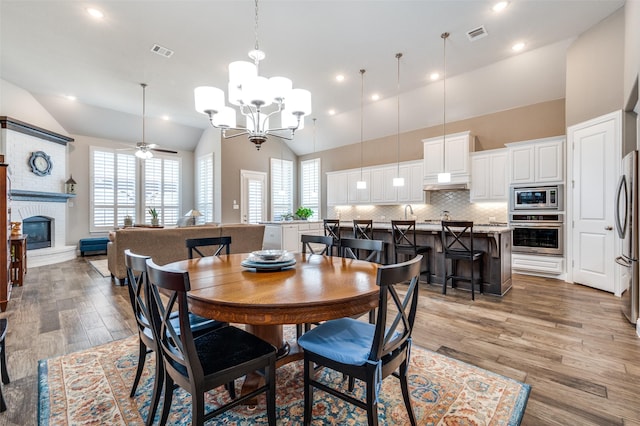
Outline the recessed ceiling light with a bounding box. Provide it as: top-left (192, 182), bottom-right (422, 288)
top-left (430, 72), bottom-right (440, 81)
top-left (492, 1), bottom-right (509, 12)
top-left (371, 94), bottom-right (380, 101)
top-left (65, 95), bottom-right (76, 101)
top-left (512, 42), bottom-right (525, 52)
top-left (162, 115), bottom-right (170, 121)
top-left (328, 109), bottom-right (336, 116)
top-left (335, 74), bottom-right (345, 82)
top-left (86, 8), bottom-right (104, 19)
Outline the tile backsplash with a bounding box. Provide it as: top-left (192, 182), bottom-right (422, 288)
top-left (328, 190), bottom-right (508, 224)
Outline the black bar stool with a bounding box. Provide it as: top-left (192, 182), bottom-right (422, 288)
top-left (391, 220), bottom-right (431, 282)
top-left (441, 221), bottom-right (484, 300)
top-left (323, 219), bottom-right (341, 256)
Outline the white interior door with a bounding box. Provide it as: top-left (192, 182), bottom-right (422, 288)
top-left (570, 111), bottom-right (620, 292)
top-left (240, 170), bottom-right (267, 224)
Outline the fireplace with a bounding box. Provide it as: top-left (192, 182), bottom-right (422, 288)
top-left (23, 216), bottom-right (52, 250)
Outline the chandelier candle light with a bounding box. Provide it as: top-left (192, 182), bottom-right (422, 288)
top-left (194, 0), bottom-right (311, 150)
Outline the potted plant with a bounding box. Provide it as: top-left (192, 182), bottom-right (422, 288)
top-left (148, 208), bottom-right (159, 226)
top-left (295, 206), bottom-right (313, 220)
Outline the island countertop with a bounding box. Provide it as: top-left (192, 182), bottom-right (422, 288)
top-left (337, 220), bottom-right (511, 234)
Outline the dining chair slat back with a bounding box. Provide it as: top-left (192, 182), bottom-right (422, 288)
top-left (301, 234), bottom-right (333, 256)
top-left (186, 236), bottom-right (231, 258)
top-left (340, 238), bottom-right (384, 263)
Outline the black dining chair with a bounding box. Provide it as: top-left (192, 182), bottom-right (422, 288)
top-left (298, 255), bottom-right (422, 426)
top-left (340, 238), bottom-right (384, 263)
top-left (391, 220), bottom-right (431, 283)
top-left (0, 318), bottom-right (9, 413)
top-left (323, 219), bottom-right (341, 256)
top-left (145, 258), bottom-right (278, 426)
top-left (124, 250), bottom-right (228, 425)
top-left (186, 236), bottom-right (232, 258)
top-left (353, 219), bottom-right (373, 240)
top-left (441, 221), bottom-right (484, 300)
top-left (301, 234), bottom-right (334, 256)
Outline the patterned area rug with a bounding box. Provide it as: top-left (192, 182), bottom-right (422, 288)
top-left (38, 332), bottom-right (530, 425)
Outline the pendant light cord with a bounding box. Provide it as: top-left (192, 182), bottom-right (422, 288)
top-left (360, 69), bottom-right (365, 180)
top-left (396, 53), bottom-right (402, 175)
top-left (254, 0), bottom-right (260, 52)
top-left (441, 32), bottom-right (449, 142)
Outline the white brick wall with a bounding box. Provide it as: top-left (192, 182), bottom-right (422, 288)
top-left (2, 128), bottom-right (68, 247)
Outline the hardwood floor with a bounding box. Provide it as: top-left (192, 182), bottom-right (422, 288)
top-left (0, 256), bottom-right (639, 425)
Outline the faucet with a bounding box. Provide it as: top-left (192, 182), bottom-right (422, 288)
top-left (404, 204), bottom-right (414, 220)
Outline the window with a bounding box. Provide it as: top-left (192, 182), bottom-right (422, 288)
top-left (90, 147), bottom-right (181, 230)
top-left (270, 157), bottom-right (293, 221)
top-left (196, 153), bottom-right (214, 224)
top-left (144, 156), bottom-right (181, 225)
top-left (301, 158), bottom-right (321, 220)
top-left (91, 148), bottom-right (136, 232)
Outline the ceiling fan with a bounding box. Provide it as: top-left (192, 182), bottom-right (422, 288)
top-left (127, 83), bottom-right (178, 159)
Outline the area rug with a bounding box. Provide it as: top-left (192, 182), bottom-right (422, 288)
top-left (88, 258), bottom-right (110, 277)
top-left (37, 331), bottom-right (530, 425)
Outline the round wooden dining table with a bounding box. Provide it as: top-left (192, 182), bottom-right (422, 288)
top-left (165, 252), bottom-right (381, 364)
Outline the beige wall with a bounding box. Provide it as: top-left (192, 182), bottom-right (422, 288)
top-left (299, 99), bottom-right (565, 212)
top-left (565, 7), bottom-right (625, 127)
top-left (624, 0), bottom-right (640, 105)
top-left (220, 136), bottom-right (296, 223)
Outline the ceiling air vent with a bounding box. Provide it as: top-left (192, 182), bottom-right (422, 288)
top-left (466, 25), bottom-right (488, 42)
top-left (150, 44), bottom-right (174, 58)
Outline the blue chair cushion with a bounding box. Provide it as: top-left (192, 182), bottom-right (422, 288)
top-left (298, 317), bottom-right (375, 366)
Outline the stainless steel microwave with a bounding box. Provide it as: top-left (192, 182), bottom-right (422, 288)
top-left (510, 185), bottom-right (563, 211)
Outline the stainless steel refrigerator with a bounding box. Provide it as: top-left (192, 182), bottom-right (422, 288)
top-left (615, 150), bottom-right (639, 324)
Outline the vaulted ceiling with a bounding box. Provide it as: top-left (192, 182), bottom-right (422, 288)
top-left (0, 1), bottom-right (625, 155)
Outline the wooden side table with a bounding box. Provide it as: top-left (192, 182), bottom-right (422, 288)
top-left (10, 235), bottom-right (27, 286)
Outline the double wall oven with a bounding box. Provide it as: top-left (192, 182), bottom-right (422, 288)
top-left (509, 185), bottom-right (564, 256)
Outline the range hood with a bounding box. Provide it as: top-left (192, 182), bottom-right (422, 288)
top-left (423, 182), bottom-right (469, 191)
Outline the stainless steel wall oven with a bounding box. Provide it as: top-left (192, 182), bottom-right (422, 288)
top-left (510, 184), bottom-right (563, 211)
top-left (510, 213), bottom-right (563, 255)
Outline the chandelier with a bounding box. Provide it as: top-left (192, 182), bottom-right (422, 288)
top-left (194, 0), bottom-right (311, 150)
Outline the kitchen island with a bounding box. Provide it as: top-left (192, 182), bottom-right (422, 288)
top-left (337, 221), bottom-right (512, 296)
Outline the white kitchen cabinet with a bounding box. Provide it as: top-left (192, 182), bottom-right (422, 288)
top-left (512, 253), bottom-right (564, 276)
top-left (470, 149), bottom-right (508, 202)
top-left (347, 170), bottom-right (371, 204)
top-left (423, 131), bottom-right (475, 184)
top-left (397, 161), bottom-right (424, 203)
top-left (326, 171), bottom-right (348, 205)
top-left (330, 160), bottom-right (423, 206)
top-left (263, 222), bottom-right (323, 252)
top-left (507, 137), bottom-right (565, 184)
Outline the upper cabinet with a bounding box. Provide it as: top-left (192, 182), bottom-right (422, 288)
top-left (506, 137), bottom-right (565, 184)
top-left (423, 131), bottom-right (475, 184)
top-left (326, 160), bottom-right (423, 206)
top-left (470, 148), bottom-right (508, 202)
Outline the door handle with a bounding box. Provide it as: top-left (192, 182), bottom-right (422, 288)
top-left (616, 256), bottom-right (631, 267)
top-left (605, 226), bottom-right (613, 231)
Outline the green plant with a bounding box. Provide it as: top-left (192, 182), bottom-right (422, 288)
top-left (295, 206), bottom-right (313, 219)
top-left (148, 208), bottom-right (158, 219)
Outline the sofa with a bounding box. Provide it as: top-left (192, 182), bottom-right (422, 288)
top-left (107, 223), bottom-right (265, 282)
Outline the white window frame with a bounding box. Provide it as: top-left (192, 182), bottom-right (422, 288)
top-left (270, 157), bottom-right (293, 221)
top-left (301, 158), bottom-right (321, 220)
top-left (196, 153), bottom-right (214, 224)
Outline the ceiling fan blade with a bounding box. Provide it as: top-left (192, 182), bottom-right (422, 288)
top-left (151, 148), bottom-right (178, 154)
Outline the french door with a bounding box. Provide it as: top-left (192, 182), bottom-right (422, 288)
top-left (240, 170), bottom-right (267, 224)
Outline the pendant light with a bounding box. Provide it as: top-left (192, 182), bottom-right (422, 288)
top-left (438, 32), bottom-right (452, 184)
top-left (392, 53), bottom-right (405, 187)
top-left (356, 69), bottom-right (367, 190)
